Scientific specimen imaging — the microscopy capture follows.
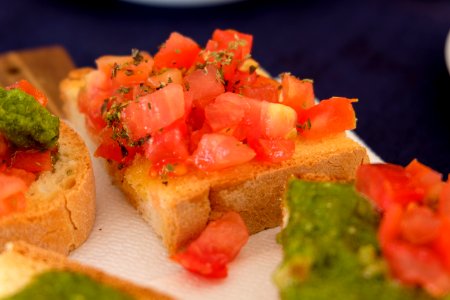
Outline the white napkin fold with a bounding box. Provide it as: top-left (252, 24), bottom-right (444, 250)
top-left (68, 121), bottom-right (382, 300)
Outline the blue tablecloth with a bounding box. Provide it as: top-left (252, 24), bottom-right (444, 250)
top-left (2, 0), bottom-right (449, 174)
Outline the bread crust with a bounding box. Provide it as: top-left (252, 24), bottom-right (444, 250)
top-left (61, 68), bottom-right (369, 254)
top-left (0, 241), bottom-right (171, 299)
top-left (0, 122), bottom-right (95, 255)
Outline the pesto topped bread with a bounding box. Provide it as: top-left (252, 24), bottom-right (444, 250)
top-left (275, 179), bottom-right (444, 300)
top-left (0, 241), bottom-right (171, 299)
top-left (0, 81), bottom-right (95, 255)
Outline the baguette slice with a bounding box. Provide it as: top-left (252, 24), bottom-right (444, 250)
top-left (0, 241), bottom-right (171, 299)
top-left (0, 121), bottom-right (95, 255)
top-left (61, 68), bottom-right (369, 254)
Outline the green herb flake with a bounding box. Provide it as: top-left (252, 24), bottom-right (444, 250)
top-left (111, 63), bottom-right (120, 79)
top-left (131, 48), bottom-right (143, 66)
top-left (296, 119), bottom-right (312, 131)
top-left (100, 99), bottom-right (109, 115)
top-left (116, 87), bottom-right (130, 95)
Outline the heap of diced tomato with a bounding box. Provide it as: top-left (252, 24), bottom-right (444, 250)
top-left (356, 160), bottom-right (450, 297)
top-left (79, 29), bottom-right (357, 175)
top-left (0, 80), bottom-right (54, 217)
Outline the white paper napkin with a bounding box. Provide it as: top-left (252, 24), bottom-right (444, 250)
top-left (68, 120), bottom-right (382, 300)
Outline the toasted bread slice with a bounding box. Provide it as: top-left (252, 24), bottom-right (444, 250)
top-left (0, 121), bottom-right (95, 255)
top-left (61, 68), bottom-right (369, 254)
top-left (0, 241), bottom-right (171, 299)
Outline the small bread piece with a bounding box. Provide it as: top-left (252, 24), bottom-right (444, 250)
top-left (61, 69), bottom-right (368, 254)
top-left (0, 121), bottom-right (95, 255)
top-left (0, 241), bottom-right (171, 299)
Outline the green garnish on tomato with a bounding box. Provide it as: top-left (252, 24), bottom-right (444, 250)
top-left (0, 87), bottom-right (59, 149)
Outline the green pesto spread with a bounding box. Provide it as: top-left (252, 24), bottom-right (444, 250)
top-left (274, 179), bottom-right (440, 300)
top-left (0, 87), bottom-right (59, 149)
top-left (4, 270), bottom-right (133, 300)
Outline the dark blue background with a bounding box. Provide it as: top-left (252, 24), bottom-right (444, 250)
top-left (2, 0), bottom-right (449, 175)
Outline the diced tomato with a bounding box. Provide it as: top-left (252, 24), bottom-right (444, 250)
top-left (96, 51), bottom-right (153, 87)
top-left (439, 180), bottom-right (450, 218)
top-left (400, 205), bottom-right (441, 245)
top-left (184, 65), bottom-right (225, 109)
top-left (355, 163), bottom-right (425, 211)
top-left (10, 150), bottom-right (53, 173)
top-left (206, 93), bottom-right (296, 143)
top-left (235, 95), bottom-right (263, 141)
top-left (227, 70), bottom-right (280, 103)
top-left (226, 70), bottom-right (257, 93)
top-left (148, 68), bottom-right (183, 89)
top-left (209, 29), bottom-right (253, 62)
top-left (189, 123), bottom-right (212, 153)
top-left (154, 32), bottom-right (201, 70)
top-left (361, 160), bottom-right (450, 297)
top-left (189, 134), bottom-right (255, 171)
top-left (384, 241), bottom-right (450, 298)
top-left (78, 90), bottom-right (108, 133)
top-left (204, 94), bottom-right (246, 132)
top-left (78, 70), bottom-right (111, 133)
top-left (435, 181), bottom-right (450, 271)
top-left (434, 217), bottom-right (450, 272)
top-left (0, 173), bottom-right (27, 217)
top-left (205, 92), bottom-right (251, 134)
top-left (6, 79), bottom-right (48, 106)
top-left (240, 75), bottom-right (280, 103)
top-left (2, 168), bottom-right (36, 187)
top-left (144, 121), bottom-right (190, 172)
top-left (297, 97), bottom-right (356, 139)
top-left (186, 106), bottom-right (206, 133)
top-left (378, 203), bottom-right (403, 247)
top-left (172, 211), bottom-right (249, 278)
top-left (249, 138), bottom-right (295, 163)
top-left (406, 159), bottom-right (443, 200)
top-left (94, 128), bottom-right (138, 164)
top-left (0, 134), bottom-right (9, 161)
top-left (121, 83), bottom-right (185, 140)
top-left (200, 30), bottom-right (253, 81)
top-left (0, 173), bottom-right (28, 201)
top-left (259, 101), bottom-right (297, 139)
top-left (280, 73), bottom-right (315, 114)
top-left (77, 30), bottom-right (367, 174)
top-left (183, 90), bottom-right (193, 119)
top-left (94, 141), bottom-right (123, 163)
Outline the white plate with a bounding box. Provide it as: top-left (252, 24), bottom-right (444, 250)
top-left (445, 30), bottom-right (450, 75)
top-left (121, 0), bottom-right (244, 7)
top-left (67, 118), bottom-right (381, 299)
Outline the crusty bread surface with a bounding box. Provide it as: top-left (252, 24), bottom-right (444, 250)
top-left (0, 121), bottom-right (95, 255)
top-left (0, 241), bottom-right (171, 299)
top-left (61, 68), bottom-right (369, 254)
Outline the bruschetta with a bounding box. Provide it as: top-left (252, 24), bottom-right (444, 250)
top-left (0, 241), bottom-right (171, 299)
top-left (0, 80), bottom-right (95, 255)
top-left (60, 29), bottom-right (368, 254)
top-left (275, 160), bottom-right (450, 299)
